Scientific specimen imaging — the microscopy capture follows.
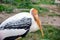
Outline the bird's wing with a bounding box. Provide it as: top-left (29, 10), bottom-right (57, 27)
top-left (0, 17), bottom-right (32, 30)
top-left (0, 17), bottom-right (32, 39)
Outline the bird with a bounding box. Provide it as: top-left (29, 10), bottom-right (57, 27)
top-left (0, 8), bottom-right (44, 40)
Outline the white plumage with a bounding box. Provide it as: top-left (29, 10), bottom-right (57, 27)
top-left (0, 29), bottom-right (27, 40)
top-left (0, 11), bottom-right (39, 40)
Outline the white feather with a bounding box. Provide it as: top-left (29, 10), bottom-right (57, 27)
top-left (29, 17), bottom-right (39, 32)
top-left (0, 12), bottom-right (32, 27)
top-left (0, 29), bottom-right (27, 40)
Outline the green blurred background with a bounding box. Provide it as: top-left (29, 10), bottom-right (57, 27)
top-left (0, 0), bottom-right (60, 40)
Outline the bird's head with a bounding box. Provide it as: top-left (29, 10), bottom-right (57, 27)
top-left (30, 8), bottom-right (44, 37)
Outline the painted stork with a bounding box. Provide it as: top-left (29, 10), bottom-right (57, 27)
top-left (0, 8), bottom-right (44, 40)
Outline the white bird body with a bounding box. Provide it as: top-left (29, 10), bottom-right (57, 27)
top-left (0, 29), bottom-right (27, 40)
top-left (0, 12), bottom-right (39, 32)
top-left (0, 12), bottom-right (39, 40)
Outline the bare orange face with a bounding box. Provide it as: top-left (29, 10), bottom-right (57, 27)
top-left (32, 8), bottom-right (44, 37)
top-left (32, 8), bottom-right (38, 15)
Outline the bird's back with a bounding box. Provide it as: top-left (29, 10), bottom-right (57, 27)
top-left (0, 12), bottom-right (32, 27)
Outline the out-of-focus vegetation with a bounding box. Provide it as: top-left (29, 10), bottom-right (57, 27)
top-left (20, 25), bottom-right (60, 40)
top-left (0, 5), bottom-right (5, 12)
top-left (39, 0), bottom-right (55, 4)
top-left (48, 13), bottom-right (60, 17)
top-left (0, 0), bottom-right (55, 13)
top-left (0, 4), bottom-right (14, 13)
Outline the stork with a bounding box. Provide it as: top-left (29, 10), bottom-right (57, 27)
top-left (0, 8), bottom-right (44, 40)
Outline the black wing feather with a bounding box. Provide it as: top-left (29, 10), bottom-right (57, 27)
top-left (0, 17), bottom-right (32, 30)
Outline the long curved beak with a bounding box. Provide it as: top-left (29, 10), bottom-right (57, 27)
top-left (34, 14), bottom-right (44, 37)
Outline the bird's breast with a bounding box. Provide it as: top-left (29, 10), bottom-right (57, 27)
top-left (29, 17), bottom-right (39, 32)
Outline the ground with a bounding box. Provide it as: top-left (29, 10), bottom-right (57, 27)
top-left (18, 25), bottom-right (60, 40)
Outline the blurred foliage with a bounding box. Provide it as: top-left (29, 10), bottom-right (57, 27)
top-left (18, 0), bottom-right (33, 9)
top-left (43, 25), bottom-right (60, 40)
top-left (39, 0), bottom-right (55, 4)
top-left (2, 0), bottom-right (55, 5)
top-left (48, 13), bottom-right (60, 17)
top-left (2, 0), bottom-right (55, 8)
top-left (2, 0), bottom-right (14, 4)
top-left (0, 5), bottom-right (13, 13)
top-left (32, 6), bottom-right (49, 13)
top-left (0, 5), bottom-right (5, 12)
top-left (5, 6), bottom-right (14, 13)
top-left (2, 0), bottom-right (22, 5)
top-left (0, 0), bottom-right (55, 13)
top-left (20, 25), bottom-right (60, 40)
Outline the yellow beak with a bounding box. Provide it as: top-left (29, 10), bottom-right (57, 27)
top-left (34, 14), bottom-right (44, 37)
